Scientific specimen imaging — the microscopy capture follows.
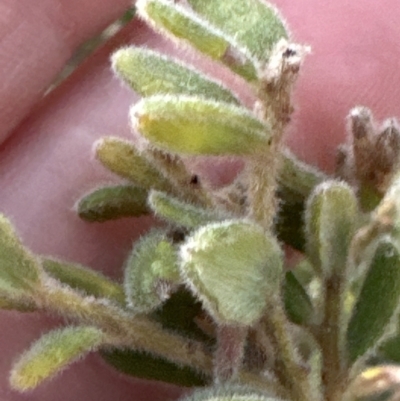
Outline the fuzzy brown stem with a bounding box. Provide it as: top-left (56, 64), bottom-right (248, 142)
top-left (319, 275), bottom-right (347, 401)
top-left (214, 325), bottom-right (248, 383)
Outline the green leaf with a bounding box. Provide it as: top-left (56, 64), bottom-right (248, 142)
top-left (283, 271), bottom-right (314, 326)
top-left (42, 258), bottom-right (126, 306)
top-left (0, 214), bottom-right (42, 297)
top-left (132, 95), bottom-right (271, 156)
top-left (346, 237), bottom-right (400, 363)
top-left (149, 190), bottom-right (221, 228)
top-left (137, 0), bottom-right (257, 81)
top-left (180, 220), bottom-right (283, 325)
top-left (279, 148), bottom-right (327, 198)
top-left (76, 185), bottom-right (149, 222)
top-left (124, 230), bottom-right (181, 313)
top-left (101, 348), bottom-right (207, 387)
top-left (10, 326), bottom-right (105, 391)
top-left (187, 0), bottom-right (289, 61)
top-left (95, 137), bottom-right (171, 191)
top-left (305, 181), bottom-right (357, 276)
top-left (112, 47), bottom-right (240, 104)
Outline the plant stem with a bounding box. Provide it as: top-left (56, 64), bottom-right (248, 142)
top-left (264, 303), bottom-right (315, 401)
top-left (247, 40), bottom-right (306, 231)
top-left (35, 276), bottom-right (283, 395)
top-left (37, 277), bottom-right (212, 372)
top-left (318, 275), bottom-right (347, 401)
top-left (214, 325), bottom-right (247, 383)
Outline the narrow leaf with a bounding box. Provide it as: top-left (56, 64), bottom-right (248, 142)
top-left (95, 137), bottom-right (171, 191)
top-left (149, 190), bottom-right (221, 228)
top-left (76, 185), bottom-right (149, 222)
top-left (10, 326), bottom-right (105, 391)
top-left (283, 271), bottom-right (314, 326)
top-left (101, 348), bottom-right (206, 387)
top-left (187, 0), bottom-right (289, 61)
top-left (112, 47), bottom-right (240, 104)
top-left (180, 220), bottom-right (283, 325)
top-left (124, 230), bottom-right (180, 313)
top-left (132, 95), bottom-right (271, 156)
top-left (42, 258), bottom-right (125, 306)
top-left (346, 237), bottom-right (400, 363)
top-left (305, 181), bottom-right (357, 276)
top-left (0, 214), bottom-right (42, 297)
top-left (280, 148), bottom-right (327, 198)
top-left (137, 0), bottom-right (257, 81)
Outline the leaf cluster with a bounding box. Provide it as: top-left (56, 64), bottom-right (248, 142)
top-left (1, 2), bottom-right (400, 401)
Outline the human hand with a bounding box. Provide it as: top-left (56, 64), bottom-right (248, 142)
top-left (0, 0), bottom-right (399, 400)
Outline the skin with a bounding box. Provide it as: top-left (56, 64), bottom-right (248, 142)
top-left (0, 0), bottom-right (399, 399)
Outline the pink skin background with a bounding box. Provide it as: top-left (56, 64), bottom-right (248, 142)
top-left (0, 0), bottom-right (399, 400)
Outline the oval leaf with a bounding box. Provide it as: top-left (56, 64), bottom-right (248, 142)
top-left (180, 220), bottom-right (283, 325)
top-left (112, 47), bottom-right (240, 104)
top-left (305, 180), bottom-right (357, 276)
top-left (132, 95), bottom-right (271, 156)
top-left (95, 137), bottom-right (171, 191)
top-left (346, 237), bottom-right (400, 363)
top-left (187, 0), bottom-right (289, 61)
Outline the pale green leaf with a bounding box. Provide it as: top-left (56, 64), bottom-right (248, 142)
top-left (10, 326), bottom-right (105, 391)
top-left (180, 220), bottom-right (283, 325)
top-left (132, 95), bottom-right (271, 156)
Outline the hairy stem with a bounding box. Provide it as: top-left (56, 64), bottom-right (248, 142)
top-left (35, 276), bottom-right (283, 395)
top-left (265, 304), bottom-right (315, 401)
top-left (318, 275), bottom-right (347, 401)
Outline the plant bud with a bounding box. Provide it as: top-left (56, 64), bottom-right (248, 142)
top-left (305, 180), bottom-right (357, 277)
top-left (124, 230), bottom-right (181, 313)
